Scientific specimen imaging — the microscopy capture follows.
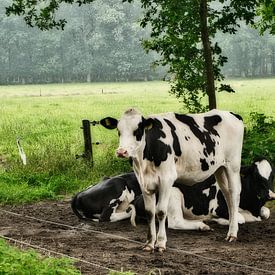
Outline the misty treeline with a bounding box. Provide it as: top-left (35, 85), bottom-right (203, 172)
top-left (218, 24), bottom-right (275, 78)
top-left (0, 0), bottom-right (161, 84)
top-left (0, 0), bottom-right (275, 85)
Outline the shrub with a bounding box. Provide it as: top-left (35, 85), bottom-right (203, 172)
top-left (242, 112), bottom-right (275, 165)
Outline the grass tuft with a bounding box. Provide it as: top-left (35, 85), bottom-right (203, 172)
top-left (0, 239), bottom-right (80, 275)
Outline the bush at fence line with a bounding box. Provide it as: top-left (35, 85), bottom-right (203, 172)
top-left (242, 112), bottom-right (275, 165)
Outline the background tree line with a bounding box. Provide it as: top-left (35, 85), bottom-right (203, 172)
top-left (1, 0), bottom-right (275, 85)
top-left (219, 24), bottom-right (275, 78)
top-left (0, 0), bottom-right (162, 84)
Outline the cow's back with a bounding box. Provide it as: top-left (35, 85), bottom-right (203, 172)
top-left (158, 110), bottom-right (244, 184)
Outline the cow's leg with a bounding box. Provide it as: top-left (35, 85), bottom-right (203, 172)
top-left (99, 200), bottom-right (121, 222)
top-left (224, 167), bottom-right (242, 242)
top-left (215, 167), bottom-right (231, 213)
top-left (142, 192), bottom-right (156, 252)
top-left (215, 166), bottom-right (241, 241)
top-left (212, 212), bottom-right (245, 225)
top-left (239, 209), bottom-right (262, 222)
top-left (99, 206), bottom-right (114, 222)
top-left (155, 180), bottom-right (174, 252)
top-left (167, 188), bottom-right (210, 231)
top-left (109, 211), bottom-right (132, 222)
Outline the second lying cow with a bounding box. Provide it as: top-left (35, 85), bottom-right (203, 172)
top-left (129, 157), bottom-right (275, 230)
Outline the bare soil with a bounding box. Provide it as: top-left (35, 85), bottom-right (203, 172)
top-left (0, 200), bottom-right (274, 274)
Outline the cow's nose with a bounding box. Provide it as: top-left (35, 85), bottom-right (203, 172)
top-left (116, 148), bottom-right (128, 158)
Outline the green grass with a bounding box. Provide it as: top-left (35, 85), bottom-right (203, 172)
top-left (0, 239), bottom-right (80, 275)
top-left (0, 79), bottom-right (274, 204)
top-left (218, 78), bottom-right (275, 120)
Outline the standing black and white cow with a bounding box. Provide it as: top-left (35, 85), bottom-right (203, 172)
top-left (71, 173), bottom-right (141, 222)
top-left (103, 108), bottom-right (244, 252)
top-left (128, 157), bottom-right (275, 229)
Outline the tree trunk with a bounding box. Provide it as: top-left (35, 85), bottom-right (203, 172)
top-left (199, 0), bottom-right (217, 110)
top-left (86, 72), bottom-right (91, 83)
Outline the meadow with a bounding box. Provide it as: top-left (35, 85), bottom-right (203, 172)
top-left (0, 79), bottom-right (274, 204)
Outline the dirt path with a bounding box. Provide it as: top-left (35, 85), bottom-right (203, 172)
top-left (0, 200), bottom-right (274, 274)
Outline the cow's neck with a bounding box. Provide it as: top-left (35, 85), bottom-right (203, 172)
top-left (239, 180), bottom-right (262, 216)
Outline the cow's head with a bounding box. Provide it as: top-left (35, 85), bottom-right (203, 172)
top-left (101, 109), bottom-right (151, 158)
top-left (241, 158), bottom-right (275, 202)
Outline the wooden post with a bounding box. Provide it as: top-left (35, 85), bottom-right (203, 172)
top-left (81, 119), bottom-right (93, 165)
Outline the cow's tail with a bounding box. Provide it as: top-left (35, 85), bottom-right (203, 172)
top-left (127, 204), bottom-right (137, 227)
top-left (71, 194), bottom-right (86, 220)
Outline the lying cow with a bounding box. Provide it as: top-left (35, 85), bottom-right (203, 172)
top-left (71, 158), bottom-right (274, 229)
top-left (71, 173), bottom-right (141, 222)
top-left (128, 157), bottom-right (275, 229)
top-left (102, 108), bottom-right (244, 252)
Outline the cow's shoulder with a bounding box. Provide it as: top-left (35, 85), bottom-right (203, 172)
top-left (143, 117), bottom-right (172, 167)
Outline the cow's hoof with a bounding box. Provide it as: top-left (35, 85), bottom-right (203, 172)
top-left (143, 244), bottom-right (154, 252)
top-left (225, 235), bottom-right (237, 242)
top-left (156, 246), bottom-right (166, 254)
top-left (199, 224), bottom-right (211, 231)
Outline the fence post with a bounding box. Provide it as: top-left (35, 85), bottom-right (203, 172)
top-left (81, 119), bottom-right (93, 165)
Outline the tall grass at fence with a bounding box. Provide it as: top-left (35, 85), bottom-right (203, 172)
top-left (0, 80), bottom-right (274, 204)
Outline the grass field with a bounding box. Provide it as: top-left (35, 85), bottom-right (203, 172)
top-left (0, 79), bottom-right (274, 204)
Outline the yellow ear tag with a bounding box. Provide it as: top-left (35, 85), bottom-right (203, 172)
top-left (105, 119), bottom-right (111, 126)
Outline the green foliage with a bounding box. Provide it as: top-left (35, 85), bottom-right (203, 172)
top-left (0, 239), bottom-right (80, 275)
top-left (6, 0), bottom-right (91, 30)
top-left (129, 0), bottom-right (262, 112)
top-left (257, 0), bottom-right (275, 34)
top-left (242, 112), bottom-right (275, 165)
top-left (139, 0), bottom-right (213, 112)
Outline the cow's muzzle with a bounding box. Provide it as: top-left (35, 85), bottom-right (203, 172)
top-left (116, 148), bottom-right (128, 158)
top-left (268, 190), bottom-right (275, 200)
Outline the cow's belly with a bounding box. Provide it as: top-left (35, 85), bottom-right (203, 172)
top-left (175, 154), bottom-right (225, 185)
top-left (176, 166), bottom-right (218, 185)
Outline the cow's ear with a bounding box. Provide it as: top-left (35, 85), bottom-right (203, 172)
top-left (100, 117), bottom-right (118, 129)
top-left (143, 118), bottom-right (154, 130)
